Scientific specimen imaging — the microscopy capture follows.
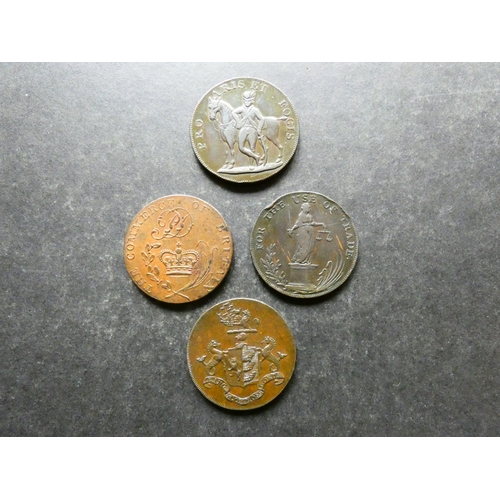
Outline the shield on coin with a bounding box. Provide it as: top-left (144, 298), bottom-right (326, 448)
top-left (223, 344), bottom-right (260, 388)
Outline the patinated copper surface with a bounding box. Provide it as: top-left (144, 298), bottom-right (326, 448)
top-left (187, 298), bottom-right (296, 410)
top-left (190, 77), bottom-right (299, 183)
top-left (250, 191), bottom-right (358, 298)
top-left (124, 195), bottom-right (233, 304)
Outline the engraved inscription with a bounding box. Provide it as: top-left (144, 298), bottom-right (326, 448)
top-left (255, 227), bottom-right (265, 249)
top-left (130, 268), bottom-right (153, 294)
top-left (125, 195), bottom-right (233, 304)
top-left (341, 215), bottom-right (356, 259)
top-left (250, 192), bottom-right (358, 298)
top-left (191, 78), bottom-right (299, 184)
top-left (263, 200), bottom-right (286, 220)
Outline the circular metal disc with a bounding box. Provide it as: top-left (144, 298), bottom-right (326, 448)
top-left (187, 298), bottom-right (296, 410)
top-left (190, 77), bottom-right (299, 183)
top-left (250, 191), bottom-right (359, 298)
top-left (124, 195), bottom-right (233, 304)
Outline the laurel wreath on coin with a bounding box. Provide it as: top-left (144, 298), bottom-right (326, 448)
top-left (142, 243), bottom-right (162, 283)
top-left (260, 244), bottom-right (287, 289)
top-left (261, 244), bottom-right (346, 294)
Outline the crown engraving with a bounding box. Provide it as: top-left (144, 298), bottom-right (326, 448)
top-left (159, 242), bottom-right (199, 277)
top-left (217, 302), bottom-right (258, 335)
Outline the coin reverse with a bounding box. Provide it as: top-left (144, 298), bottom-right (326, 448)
top-left (187, 298), bottom-right (296, 410)
top-left (124, 195), bottom-right (233, 304)
top-left (190, 77), bottom-right (299, 183)
top-left (250, 192), bottom-right (358, 298)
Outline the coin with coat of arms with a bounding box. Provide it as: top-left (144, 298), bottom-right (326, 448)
top-left (187, 298), bottom-right (296, 410)
top-left (124, 195), bottom-right (233, 304)
top-left (190, 77), bottom-right (299, 183)
top-left (250, 192), bottom-right (358, 298)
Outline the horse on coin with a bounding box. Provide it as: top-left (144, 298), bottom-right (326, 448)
top-left (207, 95), bottom-right (285, 169)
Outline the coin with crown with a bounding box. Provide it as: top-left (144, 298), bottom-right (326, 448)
top-left (190, 77), bottom-right (299, 183)
top-left (124, 195), bottom-right (233, 304)
top-left (187, 298), bottom-right (296, 410)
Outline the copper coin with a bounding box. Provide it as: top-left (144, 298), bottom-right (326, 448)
top-left (250, 191), bottom-right (359, 298)
top-left (124, 195), bottom-right (233, 304)
top-left (190, 77), bottom-right (299, 183)
top-left (187, 298), bottom-right (296, 410)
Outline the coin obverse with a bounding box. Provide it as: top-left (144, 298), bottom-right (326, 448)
top-left (124, 195), bottom-right (233, 304)
top-left (250, 192), bottom-right (359, 298)
top-left (187, 298), bottom-right (296, 410)
top-left (190, 77), bottom-right (299, 183)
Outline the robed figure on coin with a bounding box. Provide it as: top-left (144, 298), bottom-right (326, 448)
top-left (288, 202), bottom-right (326, 265)
top-left (250, 192), bottom-right (358, 298)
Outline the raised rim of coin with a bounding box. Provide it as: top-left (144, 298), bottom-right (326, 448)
top-left (250, 191), bottom-right (358, 298)
top-left (123, 194), bottom-right (233, 304)
top-left (187, 297), bottom-right (296, 410)
top-left (190, 77), bottom-right (299, 183)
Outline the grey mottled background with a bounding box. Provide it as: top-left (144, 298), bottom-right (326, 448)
top-left (1, 63), bottom-right (498, 436)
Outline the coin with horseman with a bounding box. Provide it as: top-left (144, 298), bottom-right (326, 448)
top-left (191, 78), bottom-right (299, 183)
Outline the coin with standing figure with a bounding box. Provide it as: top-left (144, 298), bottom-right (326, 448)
top-left (190, 77), bottom-right (299, 183)
top-left (250, 192), bottom-right (358, 298)
top-left (187, 298), bottom-right (296, 410)
top-left (124, 195), bottom-right (233, 304)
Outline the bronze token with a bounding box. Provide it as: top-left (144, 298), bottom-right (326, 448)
top-left (187, 298), bottom-right (296, 410)
top-left (124, 195), bottom-right (233, 304)
top-left (190, 77), bottom-right (299, 183)
top-left (250, 191), bottom-right (358, 298)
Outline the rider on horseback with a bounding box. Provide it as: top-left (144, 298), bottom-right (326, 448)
top-left (232, 90), bottom-right (266, 166)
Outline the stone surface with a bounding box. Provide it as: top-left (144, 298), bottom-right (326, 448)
top-left (0, 63), bottom-right (499, 436)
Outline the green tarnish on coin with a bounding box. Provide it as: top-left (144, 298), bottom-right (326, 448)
top-left (250, 192), bottom-right (359, 298)
top-left (190, 77), bottom-right (299, 183)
